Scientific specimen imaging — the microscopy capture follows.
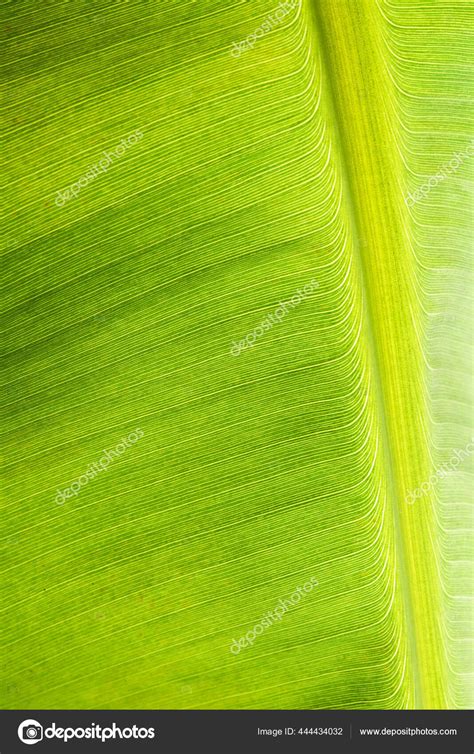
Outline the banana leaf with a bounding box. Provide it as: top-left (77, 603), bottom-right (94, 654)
top-left (2, 0), bottom-right (472, 710)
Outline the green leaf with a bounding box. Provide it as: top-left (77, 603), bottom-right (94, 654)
top-left (2, 0), bottom-right (472, 710)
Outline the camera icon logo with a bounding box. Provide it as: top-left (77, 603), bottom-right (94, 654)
top-left (18, 720), bottom-right (43, 745)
